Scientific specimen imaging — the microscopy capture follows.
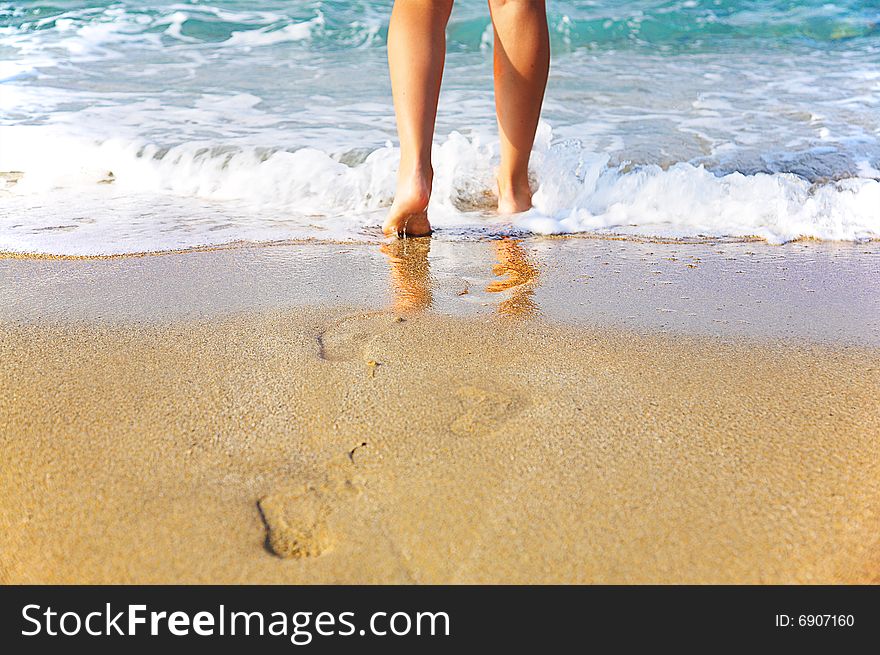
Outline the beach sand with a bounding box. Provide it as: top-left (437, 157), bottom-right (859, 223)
top-left (1, 238), bottom-right (879, 584)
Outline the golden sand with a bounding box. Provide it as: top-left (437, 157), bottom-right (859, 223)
top-left (1, 307), bottom-right (878, 584)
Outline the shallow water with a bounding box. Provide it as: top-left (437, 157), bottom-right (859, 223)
top-left (1, 0), bottom-right (879, 254)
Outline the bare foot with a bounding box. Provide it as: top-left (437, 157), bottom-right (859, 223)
top-left (496, 174), bottom-right (533, 215)
top-left (383, 170), bottom-right (433, 237)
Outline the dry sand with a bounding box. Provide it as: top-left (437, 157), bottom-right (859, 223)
top-left (1, 238), bottom-right (879, 583)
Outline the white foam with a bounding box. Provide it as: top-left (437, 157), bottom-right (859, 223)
top-left (525, 157), bottom-right (880, 244)
top-left (1, 123), bottom-right (878, 255)
top-left (0, 62), bottom-right (36, 83)
top-left (225, 15), bottom-right (321, 48)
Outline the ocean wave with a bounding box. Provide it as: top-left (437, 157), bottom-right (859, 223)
top-left (1, 123), bottom-right (878, 254)
top-left (525, 154), bottom-right (880, 244)
top-left (0, 1), bottom-right (382, 59)
top-left (1, 0), bottom-right (877, 62)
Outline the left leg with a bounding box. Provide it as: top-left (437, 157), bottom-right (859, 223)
top-left (488, 0), bottom-right (550, 214)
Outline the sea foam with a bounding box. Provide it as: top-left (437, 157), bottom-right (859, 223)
top-left (1, 124), bottom-right (878, 255)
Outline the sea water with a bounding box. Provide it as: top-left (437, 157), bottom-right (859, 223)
top-left (1, 0), bottom-right (878, 255)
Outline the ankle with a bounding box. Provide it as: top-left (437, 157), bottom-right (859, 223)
top-left (399, 155), bottom-right (432, 181)
top-left (396, 163), bottom-right (433, 206)
top-left (496, 171), bottom-right (531, 200)
top-left (496, 169), bottom-right (533, 214)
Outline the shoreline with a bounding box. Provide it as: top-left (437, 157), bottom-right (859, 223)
top-left (0, 231), bottom-right (872, 262)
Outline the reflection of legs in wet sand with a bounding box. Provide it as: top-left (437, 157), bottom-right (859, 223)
top-left (486, 238), bottom-right (539, 317)
top-left (380, 238), bottom-right (433, 314)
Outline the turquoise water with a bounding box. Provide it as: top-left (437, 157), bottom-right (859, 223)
top-left (1, 1), bottom-right (879, 253)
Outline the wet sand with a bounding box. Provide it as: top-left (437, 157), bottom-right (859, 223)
top-left (1, 237), bottom-right (879, 583)
top-left (3, 237), bottom-right (878, 344)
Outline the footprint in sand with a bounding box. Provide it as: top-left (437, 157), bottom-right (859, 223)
top-left (317, 312), bottom-right (403, 362)
top-left (258, 488), bottom-right (332, 559)
top-left (450, 384), bottom-right (523, 436)
top-left (258, 459), bottom-right (364, 559)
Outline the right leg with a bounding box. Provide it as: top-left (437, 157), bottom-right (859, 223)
top-left (383, 0), bottom-right (454, 238)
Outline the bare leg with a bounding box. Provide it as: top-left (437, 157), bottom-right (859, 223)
top-left (489, 0), bottom-right (549, 214)
top-left (383, 0), bottom-right (454, 237)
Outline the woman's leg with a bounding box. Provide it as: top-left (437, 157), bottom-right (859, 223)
top-left (488, 0), bottom-right (549, 214)
top-left (383, 0), bottom-right (454, 237)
